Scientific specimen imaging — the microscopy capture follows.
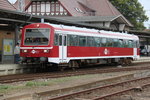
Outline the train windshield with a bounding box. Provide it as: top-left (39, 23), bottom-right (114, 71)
top-left (24, 28), bottom-right (50, 45)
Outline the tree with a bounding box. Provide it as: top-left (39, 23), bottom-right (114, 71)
top-left (109, 0), bottom-right (149, 30)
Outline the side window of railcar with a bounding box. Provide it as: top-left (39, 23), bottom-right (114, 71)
top-left (67, 35), bottom-right (71, 46)
top-left (107, 38), bottom-right (113, 47)
top-left (123, 40), bottom-right (128, 47)
top-left (133, 40), bottom-right (139, 48)
top-left (87, 37), bottom-right (94, 47)
top-left (128, 40), bottom-right (133, 48)
top-left (64, 36), bottom-right (67, 46)
top-left (67, 35), bottom-right (78, 46)
top-left (94, 37), bottom-right (101, 47)
top-left (136, 40), bottom-right (139, 48)
top-left (59, 35), bottom-right (62, 46)
top-left (54, 34), bottom-right (59, 46)
top-left (79, 36), bottom-right (87, 46)
top-left (101, 38), bottom-right (107, 47)
top-left (113, 39), bottom-right (119, 47)
top-left (118, 39), bottom-right (123, 47)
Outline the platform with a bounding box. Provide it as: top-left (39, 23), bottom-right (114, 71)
top-left (133, 57), bottom-right (150, 63)
top-left (0, 64), bottom-right (36, 76)
top-left (0, 57), bottom-right (149, 76)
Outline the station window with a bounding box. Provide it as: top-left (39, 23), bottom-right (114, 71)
top-left (54, 34), bottom-right (59, 46)
top-left (101, 38), bottom-right (107, 47)
top-left (79, 36), bottom-right (87, 46)
top-left (67, 35), bottom-right (78, 46)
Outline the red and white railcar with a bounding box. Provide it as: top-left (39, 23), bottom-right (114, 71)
top-left (20, 23), bottom-right (140, 67)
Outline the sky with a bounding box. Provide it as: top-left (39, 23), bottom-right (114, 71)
top-left (138, 0), bottom-right (150, 28)
top-left (8, 0), bottom-right (150, 28)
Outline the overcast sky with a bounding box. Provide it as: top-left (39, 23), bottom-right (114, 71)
top-left (138, 0), bottom-right (150, 28)
top-left (9, 0), bottom-right (150, 28)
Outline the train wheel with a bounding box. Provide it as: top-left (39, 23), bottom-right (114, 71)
top-left (118, 59), bottom-right (125, 66)
top-left (60, 67), bottom-right (65, 71)
top-left (69, 61), bottom-right (80, 70)
top-left (126, 58), bottom-right (132, 66)
top-left (58, 64), bottom-right (67, 71)
top-left (122, 58), bottom-right (132, 66)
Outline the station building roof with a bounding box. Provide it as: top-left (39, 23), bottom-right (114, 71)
top-left (0, 8), bottom-right (109, 30)
top-left (13, 0), bottom-right (133, 27)
top-left (0, 8), bottom-right (150, 38)
top-left (51, 15), bottom-right (133, 27)
top-left (0, 0), bottom-right (16, 10)
top-left (129, 30), bottom-right (150, 38)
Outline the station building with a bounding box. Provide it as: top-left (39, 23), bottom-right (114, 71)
top-left (0, 0), bottom-right (150, 64)
top-left (14, 0), bottom-right (133, 31)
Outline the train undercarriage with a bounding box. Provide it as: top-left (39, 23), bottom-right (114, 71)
top-left (20, 57), bottom-right (133, 71)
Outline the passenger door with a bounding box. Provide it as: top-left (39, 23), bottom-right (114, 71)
top-left (59, 34), bottom-right (67, 63)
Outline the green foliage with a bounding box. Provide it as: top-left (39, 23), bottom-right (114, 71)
top-left (109, 0), bottom-right (149, 30)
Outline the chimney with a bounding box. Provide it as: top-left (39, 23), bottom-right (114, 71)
top-left (19, 0), bottom-right (24, 12)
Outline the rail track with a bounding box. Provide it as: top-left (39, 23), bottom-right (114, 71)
top-left (0, 64), bottom-right (150, 84)
top-left (48, 76), bottom-right (150, 100)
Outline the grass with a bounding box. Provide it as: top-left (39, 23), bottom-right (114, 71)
top-left (25, 81), bottom-right (49, 87)
top-left (0, 74), bottom-right (99, 93)
top-left (0, 85), bottom-right (12, 90)
top-left (0, 85), bottom-right (13, 93)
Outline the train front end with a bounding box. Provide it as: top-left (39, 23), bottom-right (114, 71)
top-left (20, 23), bottom-right (54, 63)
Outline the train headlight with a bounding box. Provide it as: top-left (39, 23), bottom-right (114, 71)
top-left (22, 49), bottom-right (28, 53)
top-left (44, 49), bottom-right (49, 53)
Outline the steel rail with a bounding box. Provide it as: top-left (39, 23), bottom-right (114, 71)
top-left (48, 77), bottom-right (150, 100)
top-left (0, 65), bottom-right (150, 84)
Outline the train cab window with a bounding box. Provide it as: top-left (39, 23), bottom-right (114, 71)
top-left (67, 35), bottom-right (78, 46)
top-left (87, 37), bottom-right (94, 47)
top-left (107, 38), bottom-right (113, 47)
top-left (128, 40), bottom-right (133, 48)
top-left (54, 34), bottom-right (59, 46)
top-left (24, 28), bottom-right (50, 45)
top-left (118, 39), bottom-right (123, 47)
top-left (94, 37), bottom-right (101, 47)
top-left (101, 38), bottom-right (107, 47)
top-left (79, 36), bottom-right (87, 46)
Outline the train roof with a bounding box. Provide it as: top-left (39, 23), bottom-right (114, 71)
top-left (29, 23), bottom-right (139, 40)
